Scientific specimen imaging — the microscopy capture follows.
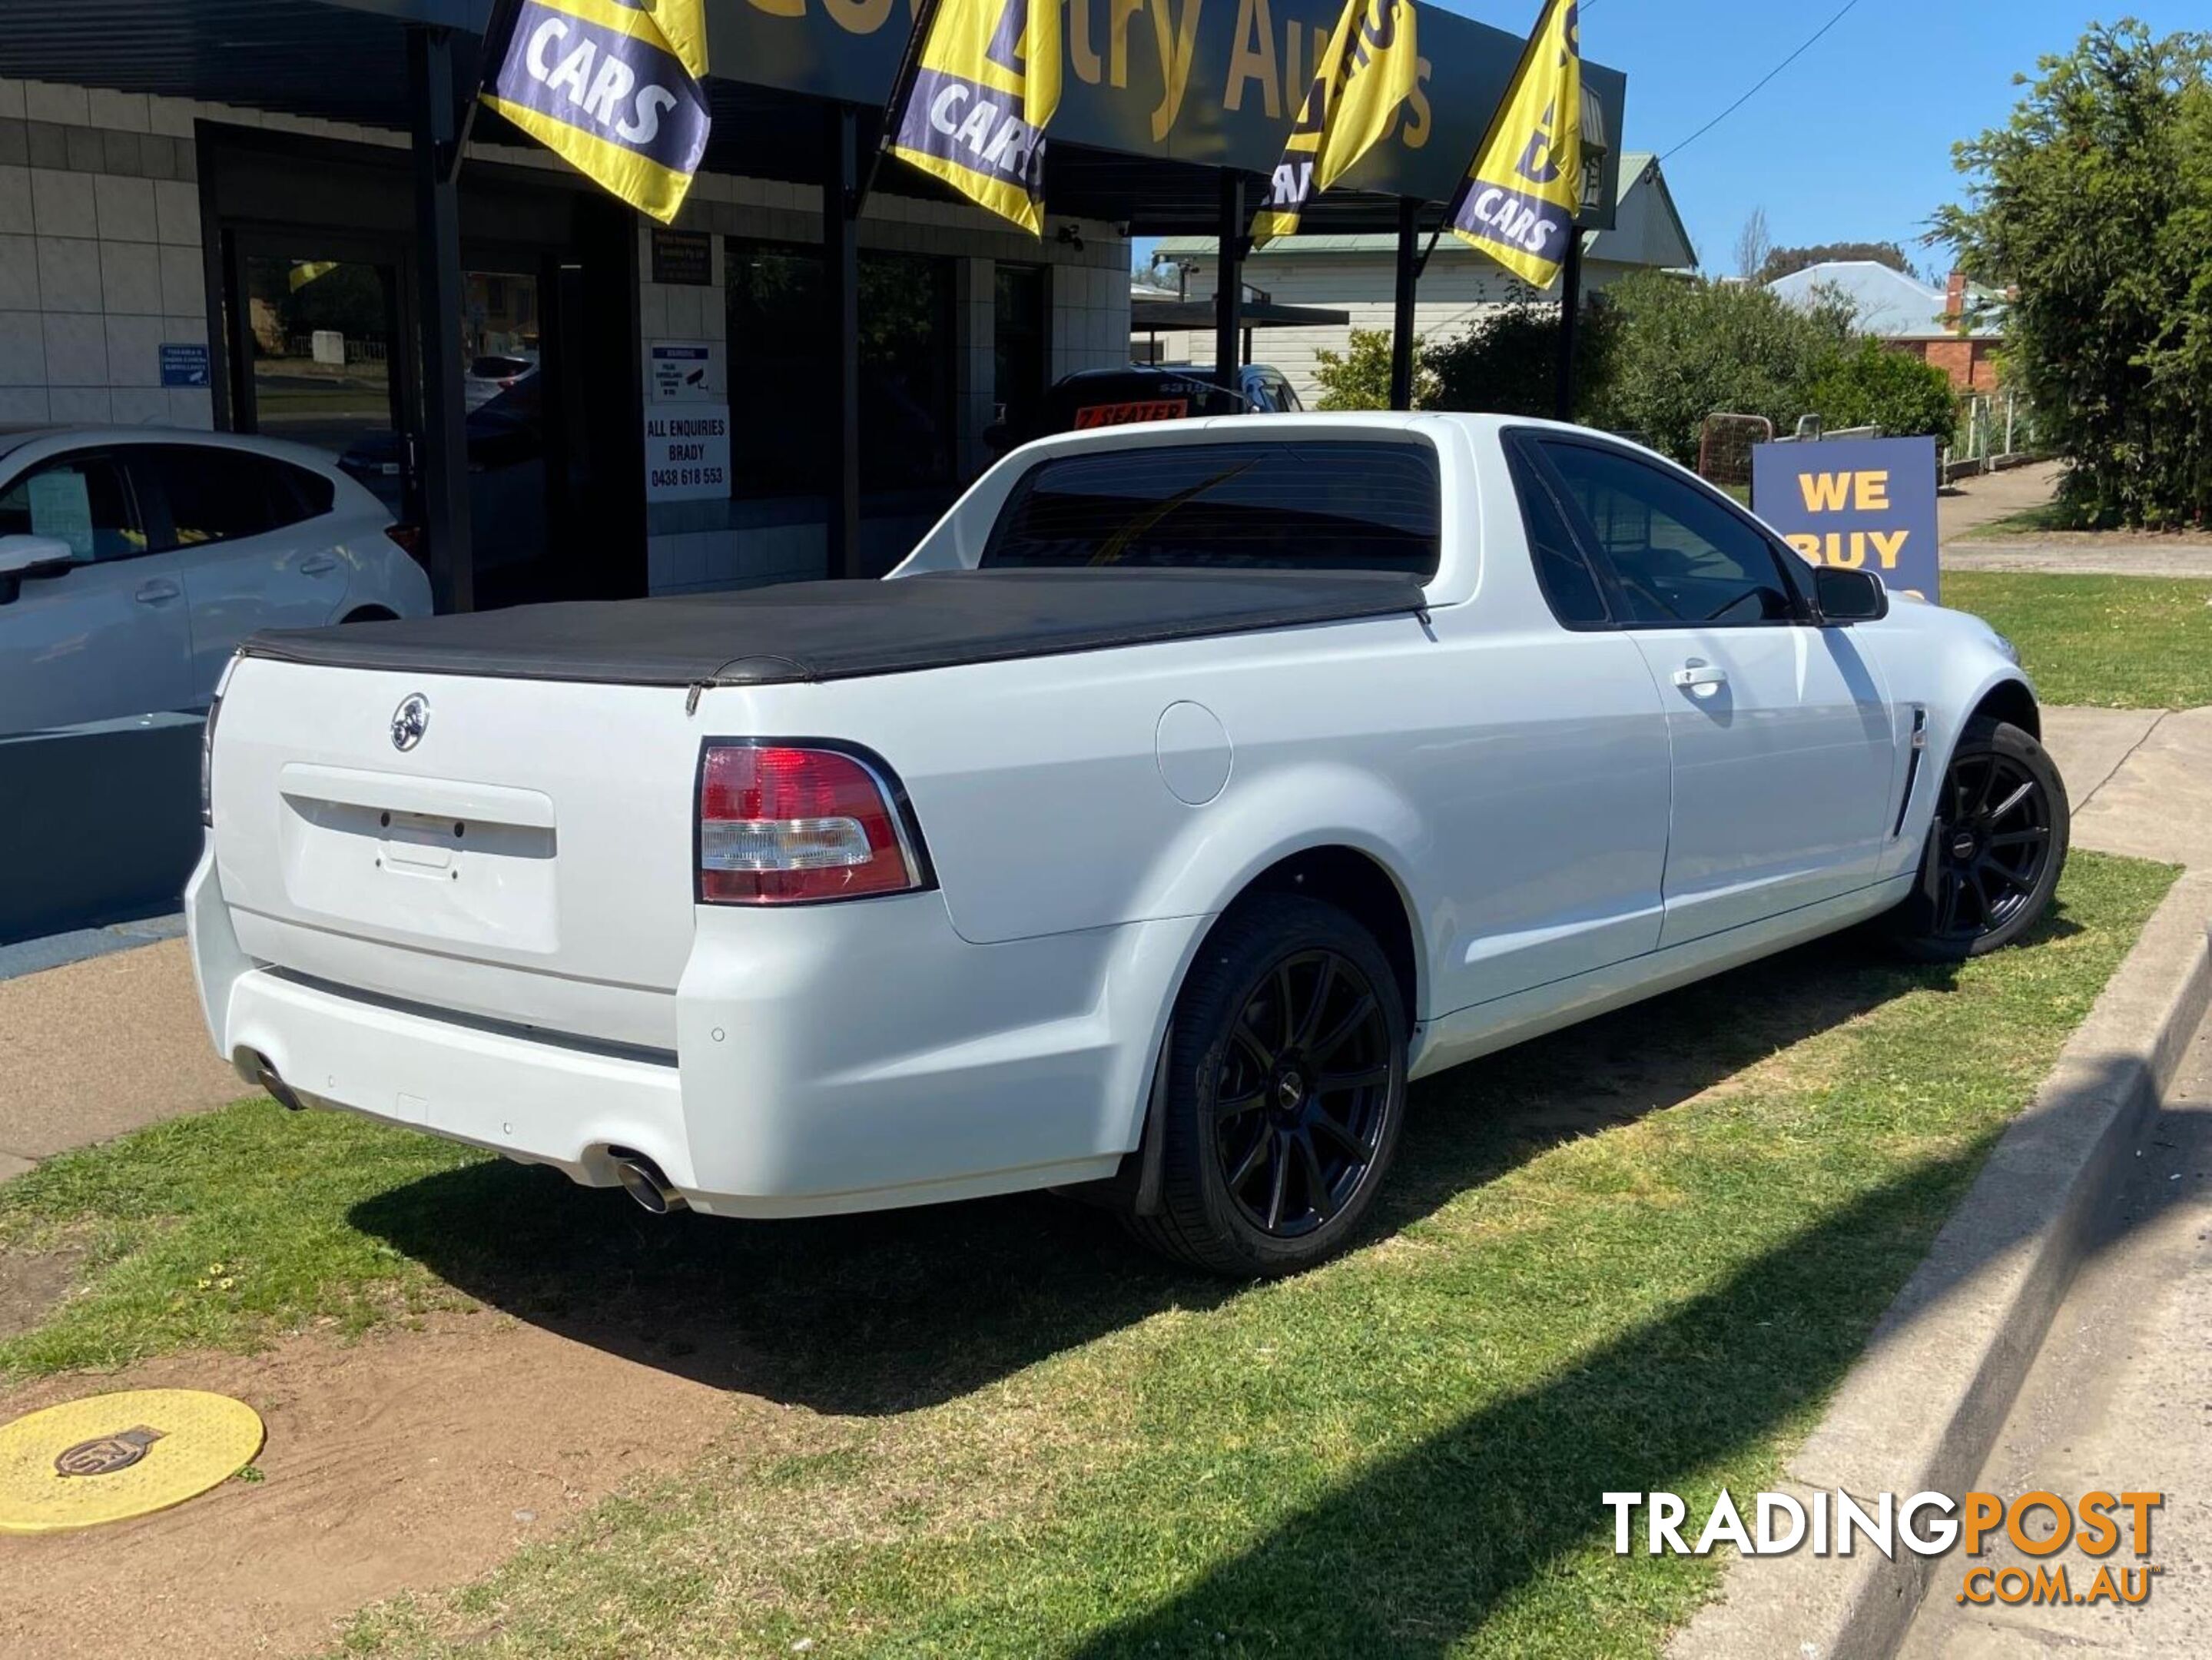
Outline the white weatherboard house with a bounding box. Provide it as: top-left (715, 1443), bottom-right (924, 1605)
top-left (1144, 154), bottom-right (1697, 402)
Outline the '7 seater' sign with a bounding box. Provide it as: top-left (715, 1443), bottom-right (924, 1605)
top-left (1752, 435), bottom-right (1940, 603)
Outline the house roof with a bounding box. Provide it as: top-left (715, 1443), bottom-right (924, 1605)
top-left (1766, 261), bottom-right (2004, 340)
top-left (1153, 153), bottom-right (1697, 274)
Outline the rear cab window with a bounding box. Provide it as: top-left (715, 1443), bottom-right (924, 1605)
top-left (982, 440), bottom-right (1441, 577)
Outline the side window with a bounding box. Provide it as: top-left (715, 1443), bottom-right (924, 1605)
top-left (1504, 444), bottom-right (1608, 626)
top-left (0, 454), bottom-right (143, 563)
top-left (1537, 440), bottom-right (1800, 626)
top-left (135, 448), bottom-right (310, 552)
top-left (1275, 377), bottom-right (1305, 413)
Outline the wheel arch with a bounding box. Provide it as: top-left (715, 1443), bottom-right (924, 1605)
top-left (338, 604), bottom-right (399, 625)
top-left (1968, 675), bottom-right (2040, 740)
top-left (1223, 846), bottom-right (1422, 1032)
top-left (1105, 838), bottom-right (1425, 1220)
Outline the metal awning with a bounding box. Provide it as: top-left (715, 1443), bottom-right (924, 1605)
top-left (1131, 298), bottom-right (1350, 330)
top-left (0, 0), bottom-right (1628, 234)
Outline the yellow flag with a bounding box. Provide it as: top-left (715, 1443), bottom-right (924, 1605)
top-left (1445, 0), bottom-right (1580, 288)
top-left (1253, 0), bottom-right (1420, 244)
top-left (645, 0), bottom-right (708, 81)
top-left (481, 0), bottom-right (712, 225)
top-left (889, 0), bottom-right (1063, 235)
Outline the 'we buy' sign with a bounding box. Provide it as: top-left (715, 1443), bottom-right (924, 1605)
top-left (1752, 435), bottom-right (1941, 602)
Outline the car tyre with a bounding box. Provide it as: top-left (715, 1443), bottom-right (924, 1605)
top-left (1886, 716), bottom-right (2069, 961)
top-left (1125, 894), bottom-right (1408, 1277)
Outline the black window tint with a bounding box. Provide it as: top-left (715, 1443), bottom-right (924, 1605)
top-left (725, 240), bottom-right (957, 496)
top-left (277, 462), bottom-right (335, 520)
top-left (0, 454), bottom-right (142, 562)
top-left (138, 447), bottom-right (299, 549)
top-left (982, 441), bottom-right (1440, 575)
top-left (1537, 440), bottom-right (1796, 626)
top-left (1506, 446), bottom-right (1607, 626)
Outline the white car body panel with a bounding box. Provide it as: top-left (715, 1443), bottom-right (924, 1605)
top-left (187, 413), bottom-right (2036, 1219)
top-left (0, 428), bottom-right (430, 735)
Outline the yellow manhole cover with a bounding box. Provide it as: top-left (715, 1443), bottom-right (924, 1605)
top-left (0, 1389), bottom-right (264, 1534)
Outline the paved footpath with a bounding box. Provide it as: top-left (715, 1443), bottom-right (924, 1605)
top-left (0, 935), bottom-right (255, 1181)
top-left (1902, 1004), bottom-right (2212, 1658)
top-left (1938, 461), bottom-right (2212, 577)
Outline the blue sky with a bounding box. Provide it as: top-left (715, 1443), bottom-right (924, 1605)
top-left (1439, 0), bottom-right (2204, 275)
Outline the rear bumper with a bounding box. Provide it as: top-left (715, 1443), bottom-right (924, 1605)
top-left (186, 848), bottom-right (1207, 1217)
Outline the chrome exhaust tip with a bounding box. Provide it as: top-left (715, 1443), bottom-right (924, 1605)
top-left (609, 1150), bottom-right (687, 1215)
top-left (245, 1051), bottom-right (307, 1113)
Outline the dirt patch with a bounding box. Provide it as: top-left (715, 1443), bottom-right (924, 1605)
top-left (0, 1245), bottom-right (83, 1341)
top-left (0, 1312), bottom-right (745, 1659)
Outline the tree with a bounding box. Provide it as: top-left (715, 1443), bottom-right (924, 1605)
top-left (1734, 208), bottom-right (1773, 281)
top-left (1935, 22), bottom-right (2212, 527)
top-left (1582, 271), bottom-right (1854, 463)
top-left (1312, 328), bottom-right (1438, 410)
top-left (1755, 241), bottom-right (1913, 284)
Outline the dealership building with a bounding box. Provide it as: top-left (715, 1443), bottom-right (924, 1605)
top-left (0, 0), bottom-right (1629, 611)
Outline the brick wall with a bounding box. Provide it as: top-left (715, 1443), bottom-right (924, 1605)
top-left (0, 79), bottom-right (214, 430)
top-left (1912, 336), bottom-right (2001, 395)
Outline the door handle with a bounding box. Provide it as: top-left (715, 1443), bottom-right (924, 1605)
top-left (300, 554), bottom-right (339, 576)
top-left (134, 578), bottom-right (181, 604)
top-left (1671, 663), bottom-right (1728, 698)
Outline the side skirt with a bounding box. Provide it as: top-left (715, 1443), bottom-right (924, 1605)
top-left (1409, 874), bottom-right (1916, 1082)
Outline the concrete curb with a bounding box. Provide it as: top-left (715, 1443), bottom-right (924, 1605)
top-left (1673, 868), bottom-right (2212, 1659)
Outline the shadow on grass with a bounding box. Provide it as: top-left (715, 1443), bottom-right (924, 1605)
top-left (1069, 1140), bottom-right (2011, 1658)
top-left (346, 903), bottom-right (2070, 1418)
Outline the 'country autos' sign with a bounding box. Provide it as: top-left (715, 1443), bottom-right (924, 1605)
top-left (1753, 435), bottom-right (1941, 603)
top-left (700, 0), bottom-right (1626, 226)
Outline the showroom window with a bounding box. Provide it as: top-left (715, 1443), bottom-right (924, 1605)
top-left (725, 241), bottom-right (957, 496)
top-left (993, 264), bottom-right (1047, 443)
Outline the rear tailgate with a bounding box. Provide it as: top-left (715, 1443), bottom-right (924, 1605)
top-left (209, 656), bottom-right (703, 1051)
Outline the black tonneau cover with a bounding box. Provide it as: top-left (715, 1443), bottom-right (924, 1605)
top-left (241, 569), bottom-right (1429, 689)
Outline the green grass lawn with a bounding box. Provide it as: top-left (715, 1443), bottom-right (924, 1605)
top-left (1942, 571), bottom-right (2212, 709)
top-left (0, 855), bottom-right (2176, 1657)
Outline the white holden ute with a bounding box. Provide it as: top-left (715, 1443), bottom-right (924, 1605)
top-left (189, 413), bottom-right (2066, 1275)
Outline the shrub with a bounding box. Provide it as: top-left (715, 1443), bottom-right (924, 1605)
top-left (1581, 271), bottom-right (1854, 464)
top-left (1806, 339), bottom-right (1961, 440)
top-left (1312, 327), bottom-right (1435, 410)
top-left (1423, 297), bottom-right (1619, 421)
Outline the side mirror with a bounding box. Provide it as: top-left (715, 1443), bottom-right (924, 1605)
top-left (1814, 565), bottom-right (1889, 625)
top-left (0, 533), bottom-right (75, 579)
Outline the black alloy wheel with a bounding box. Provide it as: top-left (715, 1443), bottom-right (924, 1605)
top-left (1124, 893), bottom-right (1409, 1276)
top-left (1212, 949), bottom-right (1394, 1239)
top-left (1929, 748), bottom-right (2054, 941)
top-left (1890, 716), bottom-right (2069, 961)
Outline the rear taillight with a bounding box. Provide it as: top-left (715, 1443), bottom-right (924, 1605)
top-left (383, 523), bottom-right (424, 560)
top-left (696, 742), bottom-right (928, 905)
